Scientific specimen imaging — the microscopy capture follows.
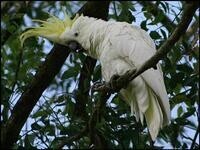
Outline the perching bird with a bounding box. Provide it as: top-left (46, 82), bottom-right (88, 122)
top-left (20, 12), bottom-right (170, 140)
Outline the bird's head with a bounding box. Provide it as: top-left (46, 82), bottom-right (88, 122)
top-left (20, 12), bottom-right (80, 47)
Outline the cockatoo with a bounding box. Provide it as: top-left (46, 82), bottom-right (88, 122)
top-left (20, 13), bottom-right (170, 140)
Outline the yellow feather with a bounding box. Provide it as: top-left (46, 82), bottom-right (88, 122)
top-left (20, 12), bottom-right (80, 47)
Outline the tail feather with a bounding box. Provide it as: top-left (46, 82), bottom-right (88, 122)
top-left (120, 86), bottom-right (141, 122)
top-left (144, 88), bottom-right (163, 140)
top-left (120, 76), bottom-right (166, 141)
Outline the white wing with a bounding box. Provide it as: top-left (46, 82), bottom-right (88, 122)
top-left (128, 28), bottom-right (171, 125)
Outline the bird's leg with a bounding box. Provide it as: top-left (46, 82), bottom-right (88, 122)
top-left (109, 68), bottom-right (137, 91)
top-left (91, 74), bottom-right (121, 93)
top-left (108, 74), bottom-right (121, 92)
top-left (91, 80), bottom-right (110, 93)
top-left (91, 68), bottom-right (137, 93)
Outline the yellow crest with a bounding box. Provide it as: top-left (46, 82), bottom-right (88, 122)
top-left (20, 12), bottom-right (80, 47)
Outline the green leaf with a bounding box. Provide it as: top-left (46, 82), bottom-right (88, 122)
top-left (31, 122), bottom-right (43, 130)
top-left (60, 125), bottom-right (76, 136)
top-left (56, 95), bottom-right (68, 103)
top-left (182, 107), bottom-right (196, 119)
top-left (148, 13), bottom-right (165, 25)
top-left (7, 25), bottom-right (16, 33)
top-left (171, 47), bottom-right (182, 63)
top-left (62, 98), bottom-right (75, 117)
top-left (118, 9), bottom-right (135, 23)
top-left (176, 64), bottom-right (194, 74)
top-left (177, 106), bottom-right (183, 117)
top-left (24, 134), bottom-right (36, 148)
top-left (182, 143), bottom-right (188, 149)
top-left (45, 125), bottom-right (55, 136)
top-left (170, 94), bottom-right (190, 109)
top-left (150, 31), bottom-right (161, 39)
top-left (32, 110), bottom-right (47, 119)
top-left (140, 20), bottom-right (148, 31)
top-left (143, 12), bottom-right (152, 20)
top-left (61, 66), bottom-right (80, 80)
top-left (171, 72), bottom-right (185, 84)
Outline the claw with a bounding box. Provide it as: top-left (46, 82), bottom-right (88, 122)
top-left (109, 74), bottom-right (120, 90)
top-left (91, 68), bottom-right (137, 93)
top-left (91, 81), bottom-right (106, 93)
top-left (109, 68), bottom-right (137, 91)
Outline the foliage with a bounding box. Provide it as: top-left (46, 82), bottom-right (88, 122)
top-left (1, 1), bottom-right (199, 149)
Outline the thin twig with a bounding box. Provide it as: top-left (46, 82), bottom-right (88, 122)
top-left (32, 130), bottom-right (49, 148)
top-left (55, 126), bottom-right (88, 149)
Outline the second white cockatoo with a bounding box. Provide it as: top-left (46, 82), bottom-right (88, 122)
top-left (20, 12), bottom-right (170, 140)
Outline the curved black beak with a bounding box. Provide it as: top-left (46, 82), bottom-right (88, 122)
top-left (67, 41), bottom-right (85, 53)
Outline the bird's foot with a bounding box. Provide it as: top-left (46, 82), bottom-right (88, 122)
top-left (91, 81), bottom-right (110, 93)
top-left (109, 74), bottom-right (121, 92)
top-left (109, 69), bottom-right (137, 91)
top-left (91, 74), bottom-right (121, 93)
top-left (91, 68), bottom-right (137, 93)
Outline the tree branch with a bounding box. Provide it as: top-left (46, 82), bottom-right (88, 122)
top-left (74, 57), bottom-right (96, 120)
top-left (88, 92), bottom-right (110, 149)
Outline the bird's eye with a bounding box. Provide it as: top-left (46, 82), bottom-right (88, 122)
top-left (74, 32), bottom-right (78, 36)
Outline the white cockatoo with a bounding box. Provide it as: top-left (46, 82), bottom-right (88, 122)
top-left (20, 13), bottom-right (170, 140)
